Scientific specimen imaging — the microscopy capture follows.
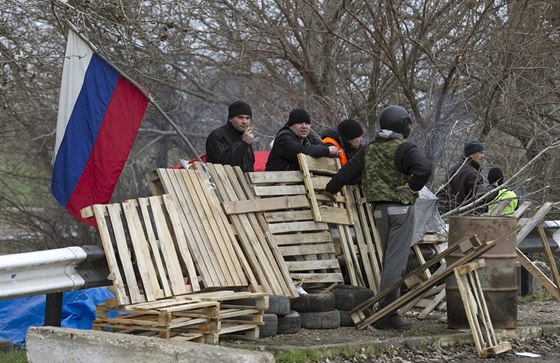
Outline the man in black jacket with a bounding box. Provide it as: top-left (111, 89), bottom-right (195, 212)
top-left (265, 108), bottom-right (338, 171)
top-left (438, 140), bottom-right (496, 214)
top-left (205, 101), bottom-right (255, 172)
top-left (325, 105), bottom-right (432, 330)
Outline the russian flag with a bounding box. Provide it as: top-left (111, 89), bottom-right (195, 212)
top-left (51, 29), bottom-right (148, 225)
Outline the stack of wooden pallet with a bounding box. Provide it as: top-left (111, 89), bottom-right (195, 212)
top-left (81, 195), bottom-right (268, 343)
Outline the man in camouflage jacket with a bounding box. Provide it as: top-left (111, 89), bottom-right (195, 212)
top-left (325, 105), bottom-right (432, 330)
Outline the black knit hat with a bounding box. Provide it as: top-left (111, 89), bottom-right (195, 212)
top-left (464, 140), bottom-right (485, 157)
top-left (288, 108), bottom-right (311, 126)
top-left (228, 101), bottom-right (252, 119)
top-left (488, 167), bottom-right (504, 185)
top-left (338, 119), bottom-right (363, 140)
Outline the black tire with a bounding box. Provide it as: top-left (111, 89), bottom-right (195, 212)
top-left (300, 310), bottom-right (340, 329)
top-left (233, 313), bottom-right (278, 338)
top-left (290, 291), bottom-right (335, 313)
top-left (267, 295), bottom-right (290, 315)
top-left (338, 310), bottom-right (355, 327)
top-left (259, 313), bottom-right (278, 338)
top-left (332, 284), bottom-right (375, 311)
top-left (277, 310), bottom-right (301, 334)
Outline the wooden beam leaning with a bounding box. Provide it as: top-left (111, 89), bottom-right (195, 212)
top-left (352, 229), bottom-right (520, 330)
top-left (81, 195), bottom-right (201, 306)
top-left (454, 259), bottom-right (512, 357)
top-left (514, 202), bottom-right (560, 300)
top-left (249, 167), bottom-right (344, 288)
top-left (148, 168), bottom-right (249, 290)
top-left (230, 166), bottom-right (298, 297)
top-left (199, 163), bottom-right (297, 297)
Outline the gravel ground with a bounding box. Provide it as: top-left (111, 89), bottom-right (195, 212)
top-left (226, 299), bottom-right (560, 362)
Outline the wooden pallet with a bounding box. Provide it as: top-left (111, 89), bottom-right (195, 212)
top-left (297, 154), bottom-right (384, 293)
top-left (81, 195), bottom-right (201, 306)
top-left (147, 168), bottom-right (249, 290)
top-left (197, 163), bottom-right (298, 297)
top-left (172, 290), bottom-right (269, 342)
top-left (454, 259), bottom-right (512, 357)
top-left (350, 230), bottom-right (518, 330)
top-left (93, 298), bottom-right (220, 341)
top-left (400, 234), bottom-right (448, 317)
top-left (515, 202), bottom-right (560, 300)
top-left (247, 167), bottom-right (344, 287)
top-left (94, 291), bottom-right (268, 343)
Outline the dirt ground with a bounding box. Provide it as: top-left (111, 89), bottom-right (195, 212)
top-left (226, 299), bottom-right (560, 362)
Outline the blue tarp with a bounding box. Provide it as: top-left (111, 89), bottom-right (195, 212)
top-left (0, 287), bottom-right (114, 347)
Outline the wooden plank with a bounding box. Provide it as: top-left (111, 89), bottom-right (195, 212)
top-left (300, 156), bottom-right (340, 175)
top-left (187, 169), bottom-right (245, 286)
top-left (223, 165), bottom-right (294, 295)
top-left (183, 170), bottom-right (237, 286)
top-left (161, 195), bottom-right (200, 292)
top-left (148, 196), bottom-right (188, 296)
top-left (290, 273), bottom-right (344, 283)
top-left (278, 244), bottom-right (335, 256)
top-left (264, 210), bottom-right (314, 223)
top-left (231, 166), bottom-right (298, 297)
top-left (137, 198), bottom-right (172, 297)
top-left (285, 259), bottom-right (341, 271)
top-left (107, 203), bottom-right (144, 304)
top-left (91, 205), bottom-right (129, 305)
top-left (122, 199), bottom-right (161, 302)
top-left (157, 169), bottom-right (219, 287)
top-left (273, 231), bottom-right (332, 246)
top-left (537, 225), bottom-right (560, 295)
top-left (222, 195), bottom-right (309, 215)
top-left (455, 267), bottom-right (485, 354)
top-left (310, 175), bottom-right (332, 190)
top-left (511, 201), bottom-right (532, 219)
top-left (317, 206), bottom-right (352, 225)
top-left (516, 248), bottom-right (560, 300)
top-left (297, 153), bottom-right (322, 222)
top-left (247, 171), bottom-right (303, 184)
top-left (516, 202), bottom-right (553, 245)
top-left (268, 221), bottom-right (329, 234)
top-left (253, 185), bottom-right (306, 197)
top-left (209, 164), bottom-right (274, 292)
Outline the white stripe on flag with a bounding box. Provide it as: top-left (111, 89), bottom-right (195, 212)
top-left (54, 30), bottom-right (93, 158)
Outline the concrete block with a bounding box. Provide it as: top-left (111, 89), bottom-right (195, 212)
top-left (26, 327), bottom-right (274, 363)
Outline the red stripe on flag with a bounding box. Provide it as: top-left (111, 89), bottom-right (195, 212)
top-left (67, 78), bottom-right (148, 225)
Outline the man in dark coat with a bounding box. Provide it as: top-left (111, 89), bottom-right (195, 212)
top-left (265, 108), bottom-right (338, 171)
top-left (325, 105), bottom-right (432, 330)
top-left (205, 101), bottom-right (255, 172)
top-left (438, 140), bottom-right (496, 214)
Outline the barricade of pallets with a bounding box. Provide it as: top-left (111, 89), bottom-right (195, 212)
top-left (82, 194), bottom-right (268, 343)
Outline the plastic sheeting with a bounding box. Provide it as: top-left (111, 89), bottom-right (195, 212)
top-left (411, 186), bottom-right (447, 246)
top-left (0, 287), bottom-right (114, 347)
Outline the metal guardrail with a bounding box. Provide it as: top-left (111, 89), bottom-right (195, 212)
top-left (0, 221), bottom-right (559, 301)
top-left (0, 245), bottom-right (110, 300)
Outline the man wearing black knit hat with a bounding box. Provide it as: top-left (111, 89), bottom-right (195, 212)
top-left (265, 108), bottom-right (338, 171)
top-left (321, 119), bottom-right (364, 166)
top-left (438, 139), bottom-right (497, 214)
top-left (338, 119), bottom-right (364, 160)
top-left (206, 100), bottom-right (255, 172)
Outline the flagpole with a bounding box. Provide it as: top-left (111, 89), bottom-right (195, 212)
top-left (65, 21), bottom-right (204, 165)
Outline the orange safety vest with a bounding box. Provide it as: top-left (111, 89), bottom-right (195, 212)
top-left (322, 137), bottom-right (348, 165)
